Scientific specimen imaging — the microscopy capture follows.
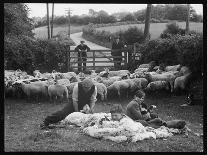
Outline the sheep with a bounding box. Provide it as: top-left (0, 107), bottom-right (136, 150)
top-left (66, 82), bottom-right (78, 98)
top-left (69, 76), bottom-right (81, 83)
top-left (93, 82), bottom-right (107, 101)
top-left (145, 71), bottom-right (180, 92)
top-left (132, 78), bottom-right (149, 90)
top-left (96, 76), bottom-right (120, 88)
top-left (62, 72), bottom-right (77, 80)
top-left (48, 84), bottom-right (69, 103)
top-left (99, 68), bottom-right (130, 78)
top-left (165, 64), bottom-right (181, 72)
top-left (138, 64), bottom-right (150, 68)
top-left (14, 82), bottom-right (48, 102)
top-left (107, 80), bottom-right (130, 99)
top-left (145, 81), bottom-right (170, 92)
top-left (179, 66), bottom-right (191, 76)
top-left (174, 73), bottom-right (192, 92)
top-left (56, 79), bottom-right (70, 86)
top-left (33, 70), bottom-right (42, 78)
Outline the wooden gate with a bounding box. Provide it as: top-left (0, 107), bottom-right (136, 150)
top-left (67, 49), bottom-right (131, 71)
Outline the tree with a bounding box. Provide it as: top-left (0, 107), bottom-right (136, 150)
top-left (186, 4), bottom-right (190, 35)
top-left (4, 3), bottom-right (34, 37)
top-left (144, 4), bottom-right (152, 41)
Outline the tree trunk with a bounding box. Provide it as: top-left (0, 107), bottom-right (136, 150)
top-left (144, 4), bottom-right (152, 42)
top-left (46, 3), bottom-right (50, 39)
top-left (51, 3), bottom-right (54, 38)
top-left (185, 4), bottom-right (190, 35)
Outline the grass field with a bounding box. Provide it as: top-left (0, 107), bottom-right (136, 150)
top-left (33, 22), bottom-right (202, 40)
top-left (96, 22), bottom-right (203, 40)
top-left (4, 93), bottom-right (203, 152)
top-left (33, 24), bottom-right (85, 39)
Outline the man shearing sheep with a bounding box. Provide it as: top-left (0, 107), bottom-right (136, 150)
top-left (40, 78), bottom-right (97, 129)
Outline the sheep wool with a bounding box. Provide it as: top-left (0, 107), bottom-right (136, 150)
top-left (60, 112), bottom-right (183, 143)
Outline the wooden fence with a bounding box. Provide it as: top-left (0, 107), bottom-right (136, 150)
top-left (67, 47), bottom-right (141, 71)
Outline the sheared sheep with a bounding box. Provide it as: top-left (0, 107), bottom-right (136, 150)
top-left (48, 84), bottom-right (69, 103)
top-left (96, 76), bottom-right (120, 87)
top-left (14, 82), bottom-right (48, 102)
top-left (100, 68), bottom-right (130, 78)
top-left (56, 79), bottom-right (70, 86)
top-left (93, 81), bottom-right (107, 101)
top-left (145, 81), bottom-right (170, 92)
top-left (165, 64), bottom-right (181, 72)
top-left (174, 73), bottom-right (192, 92)
top-left (107, 80), bottom-right (130, 99)
top-left (145, 71), bottom-right (180, 92)
top-left (132, 78), bottom-right (149, 90)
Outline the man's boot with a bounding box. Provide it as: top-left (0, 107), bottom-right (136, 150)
top-left (163, 120), bottom-right (186, 129)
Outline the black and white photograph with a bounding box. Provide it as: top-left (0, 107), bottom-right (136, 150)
top-left (4, 3), bottom-right (204, 152)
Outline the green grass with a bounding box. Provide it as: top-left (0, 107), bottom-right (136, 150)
top-left (33, 24), bottom-right (85, 39)
top-left (96, 22), bottom-right (203, 40)
top-left (4, 93), bottom-right (203, 152)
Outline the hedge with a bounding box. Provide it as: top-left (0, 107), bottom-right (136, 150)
top-left (138, 33), bottom-right (203, 75)
top-left (4, 34), bottom-right (75, 74)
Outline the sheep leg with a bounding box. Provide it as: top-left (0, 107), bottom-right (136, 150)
top-left (117, 90), bottom-right (121, 101)
top-left (170, 81), bottom-right (174, 93)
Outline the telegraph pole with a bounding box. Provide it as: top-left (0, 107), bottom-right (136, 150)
top-left (46, 3), bottom-right (50, 39)
top-left (65, 8), bottom-right (72, 37)
top-left (51, 3), bottom-right (54, 38)
top-left (65, 8), bottom-right (72, 71)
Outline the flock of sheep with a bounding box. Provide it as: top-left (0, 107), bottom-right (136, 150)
top-left (4, 63), bottom-right (192, 103)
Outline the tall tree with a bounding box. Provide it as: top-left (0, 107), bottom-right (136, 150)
top-left (186, 4), bottom-right (190, 35)
top-left (144, 4), bottom-right (152, 41)
top-left (46, 3), bottom-right (50, 39)
top-left (51, 3), bottom-right (54, 38)
top-left (4, 3), bottom-right (34, 37)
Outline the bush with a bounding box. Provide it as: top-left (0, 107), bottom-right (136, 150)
top-left (160, 22), bottom-right (185, 38)
top-left (4, 34), bottom-right (73, 74)
top-left (138, 32), bottom-right (203, 75)
top-left (119, 27), bottom-right (145, 45)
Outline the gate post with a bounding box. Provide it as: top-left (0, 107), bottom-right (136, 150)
top-left (93, 50), bottom-right (95, 70)
top-left (124, 50), bottom-right (127, 69)
top-left (67, 46), bottom-right (70, 72)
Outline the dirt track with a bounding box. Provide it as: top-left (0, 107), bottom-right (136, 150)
top-left (70, 32), bottom-right (117, 70)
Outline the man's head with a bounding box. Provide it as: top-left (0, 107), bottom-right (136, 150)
top-left (110, 104), bottom-right (124, 121)
top-left (115, 37), bottom-right (120, 42)
top-left (134, 90), bottom-right (146, 103)
top-left (80, 40), bottom-right (85, 46)
top-left (81, 78), bottom-right (94, 92)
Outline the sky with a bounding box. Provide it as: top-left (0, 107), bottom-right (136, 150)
top-left (26, 3), bottom-right (203, 18)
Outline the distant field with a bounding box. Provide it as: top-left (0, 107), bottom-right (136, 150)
top-left (97, 22), bottom-right (203, 40)
top-left (33, 24), bottom-right (85, 39)
top-left (33, 22), bottom-right (203, 40)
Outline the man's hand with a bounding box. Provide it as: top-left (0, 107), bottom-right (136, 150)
top-left (142, 112), bottom-right (151, 121)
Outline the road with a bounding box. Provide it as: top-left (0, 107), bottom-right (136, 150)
top-left (70, 32), bottom-right (117, 69)
top-left (70, 32), bottom-right (110, 50)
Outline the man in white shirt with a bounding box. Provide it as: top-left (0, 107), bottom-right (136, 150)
top-left (40, 78), bottom-right (97, 129)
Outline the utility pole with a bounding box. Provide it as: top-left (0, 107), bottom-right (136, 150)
top-left (46, 3), bottom-right (50, 39)
top-left (65, 8), bottom-right (72, 37)
top-left (51, 3), bottom-right (54, 38)
top-left (186, 4), bottom-right (190, 35)
top-left (144, 4), bottom-right (152, 42)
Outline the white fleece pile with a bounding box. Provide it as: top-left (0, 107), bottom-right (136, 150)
top-left (60, 112), bottom-right (182, 143)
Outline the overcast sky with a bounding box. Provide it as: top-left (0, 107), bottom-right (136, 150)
top-left (26, 3), bottom-right (203, 18)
